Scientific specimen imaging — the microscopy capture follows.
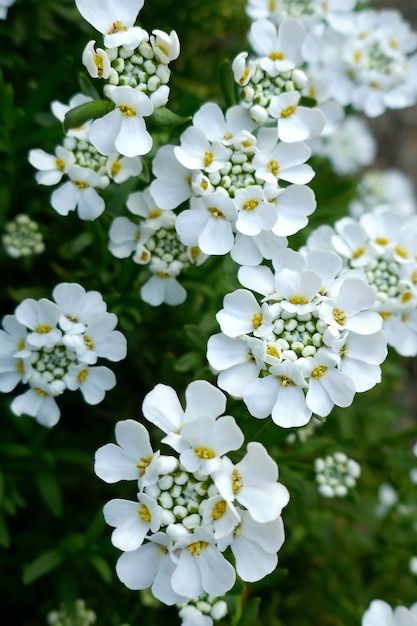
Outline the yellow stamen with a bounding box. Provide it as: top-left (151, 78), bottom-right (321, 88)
top-left (375, 237), bottom-right (388, 245)
top-left (77, 369), bottom-right (89, 383)
top-left (137, 504), bottom-right (151, 522)
top-left (267, 160), bottom-right (280, 177)
top-left (156, 43), bottom-right (169, 57)
top-left (333, 308), bottom-right (347, 325)
top-left (352, 247), bottom-right (365, 259)
top-left (281, 106), bottom-right (296, 118)
top-left (34, 387), bottom-right (48, 398)
top-left (187, 541), bottom-right (209, 557)
top-left (395, 246), bottom-right (408, 259)
top-left (311, 365), bottom-right (327, 380)
top-left (84, 335), bottom-right (95, 350)
top-left (243, 199), bottom-right (259, 211)
top-left (35, 324), bottom-right (52, 334)
top-left (119, 105), bottom-right (136, 117)
top-left (380, 311), bottom-right (391, 320)
top-left (278, 375), bottom-right (295, 387)
top-left (401, 292), bottom-right (413, 304)
top-left (232, 468), bottom-right (243, 495)
top-left (111, 160), bottom-right (122, 177)
top-left (72, 179), bottom-right (90, 190)
top-left (16, 360), bottom-right (25, 375)
top-left (136, 456), bottom-right (153, 477)
top-left (267, 345), bottom-right (280, 358)
top-left (212, 500), bottom-right (227, 520)
top-left (208, 206), bottom-right (225, 219)
top-left (290, 295), bottom-right (308, 305)
top-left (194, 447), bottom-right (216, 459)
top-left (107, 20), bottom-right (127, 34)
top-left (269, 51), bottom-right (284, 61)
top-left (203, 151), bottom-right (213, 168)
top-left (149, 209), bottom-right (162, 219)
top-left (94, 54), bottom-right (104, 76)
top-left (252, 312), bottom-right (263, 329)
top-left (55, 157), bottom-right (65, 171)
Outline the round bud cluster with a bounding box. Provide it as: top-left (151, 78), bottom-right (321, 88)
top-left (315, 452), bottom-right (361, 498)
top-left (2, 214), bottom-right (45, 258)
top-left (62, 135), bottom-right (109, 181)
top-left (178, 594), bottom-right (228, 626)
top-left (47, 599), bottom-right (96, 626)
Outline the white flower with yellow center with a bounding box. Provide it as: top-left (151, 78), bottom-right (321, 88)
top-left (64, 363), bottom-right (116, 405)
top-left (28, 146), bottom-right (75, 186)
top-left (10, 373), bottom-right (65, 428)
top-left (103, 493), bottom-right (163, 551)
top-left (82, 40), bottom-right (113, 80)
top-left (63, 312), bottom-right (127, 365)
top-left (52, 282), bottom-right (107, 334)
top-left (75, 0), bottom-right (146, 49)
top-left (15, 298), bottom-right (61, 349)
top-left (248, 19), bottom-right (305, 75)
top-left (89, 86), bottom-right (154, 157)
top-left (150, 29), bottom-right (180, 63)
top-left (150, 145), bottom-right (194, 211)
top-left (51, 165), bottom-right (106, 220)
top-left (269, 91), bottom-right (325, 143)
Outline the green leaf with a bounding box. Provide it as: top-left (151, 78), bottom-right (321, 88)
top-left (63, 99), bottom-right (115, 132)
top-left (36, 471), bottom-right (63, 517)
top-left (23, 549), bottom-right (63, 584)
top-left (236, 597), bottom-right (261, 626)
top-left (88, 555), bottom-right (113, 583)
top-left (219, 59), bottom-right (237, 108)
top-left (148, 107), bottom-right (191, 128)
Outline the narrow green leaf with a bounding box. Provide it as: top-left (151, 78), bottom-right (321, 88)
top-left (63, 100), bottom-right (114, 133)
top-left (23, 549), bottom-right (63, 584)
top-left (88, 555), bottom-right (113, 583)
top-left (148, 107), bottom-right (191, 128)
top-left (219, 59), bottom-right (237, 108)
top-left (36, 472), bottom-right (63, 517)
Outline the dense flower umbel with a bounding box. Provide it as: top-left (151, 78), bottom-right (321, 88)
top-left (2, 214), bottom-right (45, 258)
top-left (315, 451), bottom-right (361, 498)
top-left (362, 600), bottom-right (417, 626)
top-left (28, 94), bottom-right (142, 220)
top-left (108, 187), bottom-right (207, 306)
top-left (151, 102), bottom-right (317, 265)
top-left (0, 283), bottom-right (127, 427)
top-left (306, 206), bottom-right (417, 356)
top-left (94, 381), bottom-right (289, 604)
top-left (207, 246), bottom-right (387, 427)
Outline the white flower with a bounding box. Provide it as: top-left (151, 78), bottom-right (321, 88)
top-left (140, 274), bottom-right (187, 307)
top-left (216, 289), bottom-right (276, 339)
top-left (150, 145), bottom-right (193, 210)
top-left (269, 91), bottom-right (325, 143)
top-left (253, 128), bottom-right (314, 185)
top-left (51, 93), bottom-right (94, 141)
top-left (219, 509), bottom-right (285, 582)
top-left (248, 19), bottom-right (305, 74)
top-left (64, 363), bottom-right (116, 404)
top-left (74, 0), bottom-right (146, 48)
top-left (95, 419), bottom-right (177, 486)
top-left (15, 298), bottom-right (61, 349)
top-left (11, 375), bottom-right (65, 428)
top-left (151, 29), bottom-right (180, 63)
top-left (52, 282), bottom-right (107, 334)
top-left (174, 127), bottom-right (232, 173)
top-left (175, 192), bottom-right (237, 256)
top-left (315, 452), bottom-right (361, 498)
top-left (89, 86), bottom-right (154, 157)
top-left (63, 312), bottom-right (127, 364)
top-left (115, 533), bottom-right (187, 605)
top-left (106, 154), bottom-right (143, 183)
top-left (82, 40), bottom-right (113, 79)
top-left (103, 494), bottom-right (163, 551)
top-left (362, 599), bottom-right (417, 626)
top-left (170, 528), bottom-right (236, 599)
top-left (51, 166), bottom-right (106, 220)
top-left (213, 442), bottom-right (290, 523)
top-left (28, 146), bottom-right (75, 186)
top-left (234, 186), bottom-right (278, 236)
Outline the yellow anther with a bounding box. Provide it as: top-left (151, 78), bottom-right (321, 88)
top-left (269, 51), bottom-right (284, 61)
top-left (352, 247), bottom-right (365, 259)
top-left (111, 161), bottom-right (122, 177)
top-left (267, 345), bottom-right (280, 358)
top-left (290, 295), bottom-right (308, 305)
top-left (194, 447), bottom-right (216, 459)
top-left (353, 50), bottom-right (362, 63)
top-left (157, 271), bottom-right (170, 279)
top-left (252, 312), bottom-right (263, 329)
top-left (278, 375), bottom-right (295, 387)
top-left (401, 292), bottom-right (413, 304)
top-left (281, 106), bottom-right (296, 118)
top-left (340, 344), bottom-right (349, 357)
top-left (232, 468), bottom-right (243, 495)
top-left (190, 246), bottom-right (201, 260)
top-left (311, 365), bottom-right (327, 380)
top-left (187, 541), bottom-right (209, 557)
top-left (208, 206), bottom-right (225, 219)
top-left (149, 209), bottom-right (162, 219)
top-left (93, 54), bottom-right (104, 75)
top-left (17, 338), bottom-right (25, 351)
top-left (55, 158), bottom-right (65, 171)
top-left (137, 504), bottom-right (151, 522)
top-left (119, 105), bottom-right (136, 117)
top-left (375, 237), bottom-right (389, 245)
top-left (212, 500), bottom-right (227, 520)
top-left (243, 199), bottom-right (259, 211)
top-left (34, 387), bottom-right (48, 398)
top-left (203, 151), bottom-right (213, 168)
top-left (156, 43), bottom-right (169, 57)
top-left (107, 21), bottom-right (127, 34)
top-left (267, 160), bottom-right (280, 177)
top-left (84, 335), bottom-right (95, 350)
top-left (66, 314), bottom-right (78, 322)
top-left (395, 246), bottom-right (408, 259)
top-left (35, 324), bottom-right (53, 334)
top-left (370, 81), bottom-right (380, 90)
top-left (72, 179), bottom-right (90, 190)
top-left (333, 308), bottom-right (347, 325)
top-left (380, 311), bottom-right (391, 320)
top-left (134, 229), bottom-right (142, 242)
top-left (16, 360), bottom-right (25, 375)
top-left (136, 456), bottom-right (153, 476)
top-left (77, 369), bottom-right (89, 383)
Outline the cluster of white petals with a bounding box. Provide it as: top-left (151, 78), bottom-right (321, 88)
top-left (349, 169), bottom-right (417, 219)
top-left (108, 187), bottom-right (207, 306)
top-left (177, 594), bottom-right (228, 626)
top-left (94, 380), bottom-right (289, 603)
top-left (29, 93), bottom-right (142, 220)
top-left (207, 246), bottom-right (387, 427)
top-left (362, 599), bottom-right (417, 626)
top-left (306, 206), bottom-right (417, 356)
top-left (151, 102), bottom-right (319, 265)
top-left (315, 451), bottom-right (361, 498)
top-left (0, 283), bottom-right (127, 426)
top-left (76, 0), bottom-right (180, 158)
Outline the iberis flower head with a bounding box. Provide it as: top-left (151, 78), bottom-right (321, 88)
top-left (207, 246), bottom-right (387, 427)
top-left (94, 380), bottom-right (289, 605)
top-left (306, 206), bottom-right (417, 357)
top-left (151, 102), bottom-right (317, 266)
top-left (0, 283), bottom-right (127, 427)
top-left (362, 599), bottom-right (417, 626)
top-left (108, 186), bottom-right (208, 306)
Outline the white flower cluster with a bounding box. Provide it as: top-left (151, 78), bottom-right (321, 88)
top-left (362, 599), bottom-right (417, 626)
top-left (94, 380), bottom-right (289, 604)
top-left (306, 206), bottom-right (417, 356)
top-left (0, 283), bottom-right (127, 427)
top-left (232, 19), bottom-right (325, 132)
top-left (2, 214), bottom-right (45, 258)
top-left (245, 0), bottom-right (359, 26)
top-left (207, 246), bottom-right (387, 428)
top-left (349, 169), bottom-right (417, 219)
top-left (178, 594), bottom-right (228, 626)
top-left (315, 451), bottom-right (361, 498)
top-left (47, 599), bottom-right (96, 626)
top-left (76, 0), bottom-right (179, 159)
top-left (151, 102), bottom-right (318, 266)
top-left (108, 187), bottom-right (207, 306)
top-left (29, 93), bottom-right (142, 221)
